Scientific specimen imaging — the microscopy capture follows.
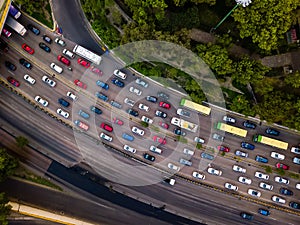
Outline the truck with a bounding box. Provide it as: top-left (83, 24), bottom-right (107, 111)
top-left (9, 5), bottom-right (21, 19)
top-left (170, 117), bottom-right (198, 133)
top-left (74, 120), bottom-right (89, 131)
top-left (5, 16), bottom-right (27, 36)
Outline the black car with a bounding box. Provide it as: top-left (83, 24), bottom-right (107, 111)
top-left (155, 110), bottom-right (167, 118)
top-left (157, 92), bottom-right (169, 100)
top-left (279, 188), bottom-right (293, 196)
top-left (111, 78), bottom-right (124, 87)
top-left (42, 35), bottom-right (52, 44)
top-left (146, 96), bottom-right (157, 103)
top-left (90, 106), bottom-right (102, 115)
top-left (0, 39), bottom-right (9, 52)
top-left (265, 128), bottom-right (280, 136)
top-left (289, 202), bottom-right (300, 209)
top-left (39, 42), bottom-right (51, 53)
top-left (240, 212), bottom-right (253, 220)
top-left (58, 98), bottom-right (70, 107)
top-left (127, 108), bottom-right (139, 117)
top-left (143, 153), bottom-right (155, 162)
top-left (243, 120), bottom-right (256, 129)
top-left (19, 58), bottom-right (32, 69)
top-left (5, 61), bottom-right (16, 71)
top-left (27, 24), bottom-right (40, 35)
top-left (174, 128), bottom-right (186, 136)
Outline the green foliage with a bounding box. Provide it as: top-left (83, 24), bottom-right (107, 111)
top-left (275, 168), bottom-right (285, 176)
top-left (0, 148), bottom-right (19, 182)
top-left (172, 0), bottom-right (216, 6)
top-left (0, 192), bottom-right (10, 225)
top-left (288, 172), bottom-right (300, 180)
top-left (140, 121), bottom-right (149, 128)
top-left (284, 71), bottom-right (300, 88)
top-left (229, 95), bottom-right (255, 116)
top-left (15, 136), bottom-right (28, 148)
top-left (196, 143), bottom-right (202, 149)
top-left (221, 151), bottom-right (225, 156)
top-left (264, 166), bottom-right (272, 173)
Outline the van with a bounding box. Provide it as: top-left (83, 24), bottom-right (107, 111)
top-left (50, 63), bottom-right (63, 74)
top-left (100, 132), bottom-right (112, 142)
top-left (183, 148), bottom-right (194, 156)
top-left (149, 145), bottom-right (162, 154)
top-left (63, 48), bottom-right (75, 59)
top-left (113, 69), bottom-right (127, 80)
top-left (179, 158), bottom-right (192, 166)
top-left (78, 110), bottom-right (90, 119)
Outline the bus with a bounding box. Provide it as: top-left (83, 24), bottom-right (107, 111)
top-left (5, 16), bottom-right (26, 36)
top-left (253, 134), bottom-right (288, 150)
top-left (216, 122), bottom-right (248, 138)
top-left (171, 117), bottom-right (198, 133)
top-left (73, 45), bottom-right (102, 65)
top-left (180, 98), bottom-right (211, 116)
top-left (9, 5), bottom-right (21, 19)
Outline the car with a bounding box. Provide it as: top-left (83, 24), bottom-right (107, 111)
top-left (259, 182), bottom-right (273, 191)
top-left (95, 92), bottom-right (108, 102)
top-left (23, 74), bottom-right (35, 85)
top-left (129, 86), bottom-right (142, 96)
top-left (135, 78), bottom-right (148, 88)
top-left (90, 106), bottom-right (102, 115)
top-left (54, 37), bottom-right (66, 47)
top-left (34, 96), bottom-right (48, 107)
top-left (276, 162), bottom-right (289, 170)
top-left (74, 79), bottom-right (87, 89)
top-left (153, 136), bottom-right (166, 145)
top-left (255, 171), bottom-right (269, 180)
top-left (96, 80), bottom-right (109, 90)
top-left (240, 212), bottom-right (253, 220)
top-left (163, 178), bottom-right (175, 186)
top-left (146, 96), bottom-right (157, 103)
top-left (279, 188), bottom-right (293, 196)
top-left (90, 66), bottom-right (103, 75)
top-left (232, 165), bottom-right (246, 173)
top-left (207, 167), bottom-right (222, 176)
top-left (113, 69), bottom-right (127, 79)
top-left (258, 208), bottom-right (270, 216)
top-left (182, 148), bottom-right (194, 156)
top-left (67, 91), bottom-right (78, 101)
top-left (39, 42), bottom-right (51, 53)
top-left (293, 157), bottom-right (300, 165)
top-left (100, 123), bottom-right (113, 132)
top-left (241, 142), bottom-right (255, 150)
top-left (291, 146), bottom-right (300, 154)
top-left (274, 176), bottom-right (289, 185)
top-left (200, 152), bottom-right (214, 160)
top-left (50, 63), bottom-right (63, 73)
top-left (78, 110), bottom-right (90, 119)
top-left (123, 145), bottom-right (136, 154)
top-left (177, 108), bottom-right (190, 118)
top-left (159, 101), bottom-right (171, 109)
top-left (74, 120), bottom-right (89, 131)
top-left (173, 128), bottom-right (186, 136)
top-left (266, 128), bottom-right (280, 136)
top-left (5, 61), bottom-right (16, 71)
top-left (155, 110), bottom-right (167, 118)
top-left (138, 103), bottom-right (149, 112)
top-left (296, 183), bottom-right (300, 190)
top-left (143, 153), bottom-right (155, 162)
top-left (168, 163), bottom-right (180, 171)
top-left (58, 98), bottom-right (70, 107)
top-left (57, 108), bottom-right (69, 119)
top-left (217, 145), bottom-right (230, 152)
top-left (270, 151), bottom-right (285, 160)
top-left (100, 132), bottom-right (112, 142)
top-left (225, 182), bottom-right (238, 191)
top-left (157, 92), bottom-right (169, 100)
top-left (22, 43), bottom-right (34, 54)
top-left (127, 108), bottom-right (139, 117)
top-left (122, 133), bottom-right (134, 141)
top-left (63, 48), bottom-right (75, 58)
top-left (112, 117), bottom-right (123, 125)
top-left (212, 133), bottom-right (224, 141)
top-left (131, 126), bottom-right (144, 136)
top-left (235, 150), bottom-right (248, 158)
top-left (57, 55), bottom-right (70, 66)
top-left (192, 171), bottom-right (205, 180)
top-left (2, 28), bottom-right (12, 38)
top-left (124, 98), bottom-right (135, 107)
top-left (110, 100), bottom-right (122, 109)
top-left (43, 35), bottom-right (52, 44)
top-left (77, 58), bottom-right (90, 68)
top-left (111, 78), bottom-right (124, 87)
top-left (19, 58), bottom-right (32, 69)
top-left (238, 176), bottom-right (252, 185)
top-left (255, 155), bottom-right (268, 163)
top-left (194, 137), bottom-right (205, 144)
top-left (223, 115), bottom-right (236, 123)
top-left (289, 202), bottom-right (300, 209)
top-left (243, 120), bottom-right (256, 129)
top-left (272, 195), bottom-right (286, 204)
top-left (159, 121), bottom-right (169, 129)
top-left (42, 75), bottom-right (56, 87)
top-left (248, 188), bottom-right (261, 197)
top-left (179, 158), bottom-right (192, 166)
top-left (149, 146), bottom-right (162, 154)
top-left (27, 24), bottom-right (40, 35)
top-left (141, 116), bottom-right (153, 124)
top-left (7, 76), bottom-right (20, 87)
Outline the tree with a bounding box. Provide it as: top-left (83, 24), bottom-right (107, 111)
top-left (284, 71), bottom-right (300, 88)
top-left (229, 95), bottom-right (255, 116)
top-left (0, 148), bottom-right (19, 182)
top-left (172, 0), bottom-right (216, 6)
top-left (0, 192), bottom-right (11, 225)
top-left (15, 136), bottom-right (29, 148)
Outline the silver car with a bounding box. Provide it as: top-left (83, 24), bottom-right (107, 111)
top-left (135, 78), bottom-right (148, 88)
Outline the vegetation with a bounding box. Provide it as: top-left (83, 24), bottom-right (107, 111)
top-left (264, 166), bottom-right (272, 174)
top-left (0, 193), bottom-right (10, 225)
top-left (288, 172), bottom-right (300, 180)
top-left (15, 136), bottom-right (28, 148)
top-left (275, 168), bottom-right (285, 176)
top-left (140, 121), bottom-right (149, 128)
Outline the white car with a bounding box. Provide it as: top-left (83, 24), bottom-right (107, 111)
top-left (54, 37), bottom-right (66, 46)
top-left (138, 103), bottom-right (149, 112)
top-left (23, 74), bottom-right (35, 85)
top-left (192, 171), bottom-right (205, 180)
top-left (131, 126), bottom-right (144, 136)
top-left (183, 148), bottom-right (194, 156)
top-left (141, 116), bottom-right (153, 124)
top-left (67, 91), bottom-right (78, 101)
top-left (207, 167), bottom-right (222, 176)
top-left (248, 188), bottom-right (261, 198)
top-left (100, 132), bottom-right (112, 142)
top-left (296, 183), bottom-right (300, 190)
top-left (50, 63), bottom-right (63, 74)
top-left (129, 86), bottom-right (142, 96)
top-left (56, 108), bottom-right (69, 119)
top-left (194, 137), bottom-right (205, 144)
top-left (270, 151), bottom-right (285, 160)
top-left (255, 171), bottom-right (269, 180)
top-left (232, 165), bottom-right (246, 173)
top-left (225, 182), bottom-right (238, 191)
top-left (291, 146), bottom-right (300, 154)
top-left (274, 176), bottom-right (289, 185)
top-left (272, 195), bottom-right (286, 204)
top-left (124, 98), bottom-right (135, 107)
top-left (42, 75), bottom-right (56, 87)
top-left (293, 157), bottom-right (300, 165)
top-left (135, 78), bottom-right (148, 88)
top-left (168, 163), bottom-right (180, 171)
top-left (238, 176), bottom-right (252, 185)
top-left (123, 144), bottom-right (136, 153)
top-left (259, 182), bottom-right (273, 191)
top-left (223, 115), bottom-right (236, 123)
top-left (113, 69), bottom-right (127, 79)
top-left (34, 95), bottom-right (48, 107)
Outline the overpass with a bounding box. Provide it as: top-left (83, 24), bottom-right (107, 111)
top-left (0, 0), bottom-right (11, 33)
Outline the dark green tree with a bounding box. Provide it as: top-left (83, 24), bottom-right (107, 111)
top-left (284, 71), bottom-right (300, 88)
top-left (0, 148), bottom-right (19, 182)
top-left (0, 192), bottom-right (11, 225)
top-left (229, 95), bottom-right (255, 116)
top-left (15, 136), bottom-right (28, 148)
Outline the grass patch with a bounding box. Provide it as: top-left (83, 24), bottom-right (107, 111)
top-left (288, 172), bottom-right (300, 180)
top-left (177, 136), bottom-right (188, 144)
top-left (263, 165), bottom-right (272, 174)
top-left (196, 143), bottom-right (202, 149)
top-left (149, 125), bottom-right (160, 132)
top-left (275, 168), bottom-right (285, 176)
top-left (140, 121), bottom-right (149, 128)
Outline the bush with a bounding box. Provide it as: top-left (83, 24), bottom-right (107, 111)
top-left (140, 121), bottom-right (149, 128)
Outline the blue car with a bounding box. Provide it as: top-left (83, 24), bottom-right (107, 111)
top-left (111, 78), bottom-right (124, 87)
top-left (255, 155), bottom-right (268, 163)
top-left (19, 58), bottom-right (32, 69)
top-left (95, 92), bottom-right (108, 102)
top-left (243, 120), bottom-right (256, 129)
top-left (258, 208), bottom-right (270, 216)
top-left (110, 100), bottom-right (122, 109)
top-left (78, 110), bottom-right (90, 119)
top-left (96, 80), bottom-right (109, 90)
top-left (241, 142), bottom-right (255, 150)
top-left (90, 106), bottom-right (102, 114)
top-left (122, 133), bottom-right (134, 142)
top-left (127, 108), bottom-right (139, 117)
top-left (265, 128), bottom-right (280, 136)
top-left (200, 152), bottom-right (214, 160)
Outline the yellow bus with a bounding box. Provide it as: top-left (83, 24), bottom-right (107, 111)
top-left (216, 122), bottom-right (248, 138)
top-left (180, 99), bottom-right (211, 116)
top-left (253, 135), bottom-right (288, 150)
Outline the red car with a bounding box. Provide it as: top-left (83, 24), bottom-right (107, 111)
top-left (7, 76), bottom-right (20, 87)
top-left (74, 79), bottom-right (87, 89)
top-left (276, 163), bottom-right (289, 170)
top-left (100, 123), bottom-right (113, 132)
top-left (153, 136), bottom-right (167, 145)
top-left (2, 28), bottom-right (11, 38)
top-left (22, 43), bottom-right (34, 54)
top-left (159, 101), bottom-right (171, 109)
top-left (90, 66), bottom-right (103, 75)
top-left (57, 55), bottom-right (70, 66)
top-left (112, 117), bottom-right (123, 126)
top-left (77, 58), bottom-right (90, 68)
top-left (217, 145), bottom-right (230, 152)
top-left (159, 121), bottom-right (169, 129)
